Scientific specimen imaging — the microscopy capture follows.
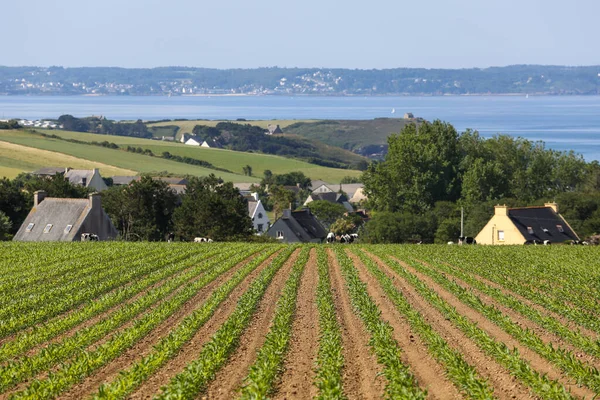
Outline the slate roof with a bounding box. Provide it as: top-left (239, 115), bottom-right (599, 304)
top-left (13, 198), bottom-right (91, 241)
top-left (111, 176), bottom-right (139, 186)
top-left (32, 167), bottom-right (67, 176)
top-left (155, 177), bottom-right (188, 185)
top-left (286, 209), bottom-right (327, 241)
top-left (65, 169), bottom-right (94, 186)
top-left (310, 180), bottom-right (329, 190)
top-left (168, 184), bottom-right (186, 195)
top-left (311, 192), bottom-right (348, 203)
top-left (248, 200), bottom-right (258, 217)
top-left (508, 206), bottom-right (579, 242)
top-left (234, 183), bottom-right (255, 192)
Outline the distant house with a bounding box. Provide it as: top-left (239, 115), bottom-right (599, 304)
top-left (266, 124), bottom-right (283, 135)
top-left (349, 187), bottom-right (368, 204)
top-left (310, 181), bottom-right (364, 200)
top-left (154, 177), bottom-right (188, 185)
top-left (200, 139), bottom-right (223, 148)
top-left (33, 167), bottom-right (108, 191)
top-left (266, 208), bottom-right (327, 243)
top-left (404, 112), bottom-right (415, 119)
top-left (65, 169), bottom-right (108, 191)
top-left (247, 193), bottom-right (270, 234)
top-left (303, 192), bottom-right (354, 212)
top-left (111, 176), bottom-right (140, 186)
top-left (234, 183), bottom-right (255, 197)
top-left (184, 136), bottom-right (203, 146)
top-left (13, 190), bottom-right (118, 242)
top-left (475, 203), bottom-right (579, 245)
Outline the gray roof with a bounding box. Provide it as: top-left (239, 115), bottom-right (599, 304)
top-left (112, 176), bottom-right (139, 185)
top-left (339, 183), bottom-right (364, 197)
top-left (508, 207), bottom-right (579, 242)
top-left (13, 198), bottom-right (90, 241)
top-left (169, 184), bottom-right (186, 195)
top-left (310, 180), bottom-right (329, 190)
top-left (32, 167), bottom-right (67, 176)
top-left (65, 169), bottom-right (94, 186)
top-left (248, 200), bottom-right (258, 217)
top-left (155, 177), bottom-right (188, 185)
top-left (234, 183), bottom-right (255, 191)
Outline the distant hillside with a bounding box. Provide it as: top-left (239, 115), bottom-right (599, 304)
top-left (0, 129), bottom-right (362, 183)
top-left (284, 118), bottom-right (419, 157)
top-left (2, 65), bottom-right (600, 95)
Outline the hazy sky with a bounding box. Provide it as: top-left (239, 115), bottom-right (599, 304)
top-left (2, 0), bottom-right (599, 69)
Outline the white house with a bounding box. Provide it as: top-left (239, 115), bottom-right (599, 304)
top-left (185, 137), bottom-right (202, 146)
top-left (247, 193), bottom-right (270, 234)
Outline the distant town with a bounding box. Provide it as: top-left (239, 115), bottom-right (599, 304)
top-left (1, 65), bottom-right (600, 96)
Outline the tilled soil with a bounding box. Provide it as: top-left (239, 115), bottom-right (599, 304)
top-left (201, 248), bottom-right (302, 400)
top-left (274, 248), bottom-right (320, 400)
top-left (346, 249), bottom-right (462, 400)
top-left (396, 257), bottom-right (596, 399)
top-left (56, 251), bottom-right (266, 400)
top-left (326, 248), bottom-right (385, 400)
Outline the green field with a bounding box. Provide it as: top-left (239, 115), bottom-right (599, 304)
top-left (148, 119), bottom-right (319, 136)
top-left (0, 129), bottom-right (362, 183)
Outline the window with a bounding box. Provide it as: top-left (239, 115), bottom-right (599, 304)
top-left (26, 223), bottom-right (35, 232)
top-left (542, 227), bottom-right (549, 233)
top-left (257, 224), bottom-right (264, 232)
top-left (258, 213), bottom-right (263, 219)
top-left (276, 231), bottom-right (284, 239)
top-left (527, 226), bottom-right (534, 235)
top-left (556, 225), bottom-right (564, 233)
top-left (65, 225), bottom-right (73, 233)
top-left (43, 224), bottom-right (53, 233)
top-left (497, 230), bottom-right (505, 241)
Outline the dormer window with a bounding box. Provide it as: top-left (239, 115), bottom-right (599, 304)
top-left (542, 227), bottom-right (549, 233)
top-left (26, 223), bottom-right (35, 232)
top-left (527, 226), bottom-right (534, 235)
top-left (276, 231), bottom-right (284, 239)
top-left (556, 225), bottom-right (564, 233)
top-left (43, 224), bottom-right (53, 233)
top-left (65, 225), bottom-right (73, 233)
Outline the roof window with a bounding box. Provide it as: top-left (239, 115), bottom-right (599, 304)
top-left (26, 223), bottom-right (35, 232)
top-left (43, 224), bottom-right (53, 233)
top-left (556, 225), bottom-right (564, 233)
top-left (527, 226), bottom-right (534, 235)
top-left (65, 225), bottom-right (73, 233)
top-left (542, 227), bottom-right (549, 233)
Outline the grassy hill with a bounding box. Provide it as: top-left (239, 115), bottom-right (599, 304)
top-left (0, 129), bottom-right (362, 183)
top-left (147, 119), bottom-right (319, 137)
top-left (284, 118), bottom-right (417, 152)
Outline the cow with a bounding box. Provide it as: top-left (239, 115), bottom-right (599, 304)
top-left (326, 232), bottom-right (336, 243)
top-left (194, 237), bottom-right (213, 243)
top-left (81, 233), bottom-right (99, 241)
top-left (458, 236), bottom-right (476, 245)
top-left (167, 232), bottom-right (175, 243)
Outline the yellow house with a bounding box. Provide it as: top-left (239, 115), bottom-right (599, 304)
top-left (475, 203), bottom-right (579, 245)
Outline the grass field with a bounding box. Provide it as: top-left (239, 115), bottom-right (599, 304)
top-left (148, 119), bottom-right (320, 136)
top-left (0, 141), bottom-right (135, 178)
top-left (1, 242), bottom-right (599, 399)
top-left (7, 129), bottom-right (362, 183)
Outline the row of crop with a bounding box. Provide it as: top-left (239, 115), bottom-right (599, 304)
top-left (152, 247), bottom-right (296, 399)
top-left (0, 246), bottom-right (233, 364)
top-left (8, 245), bottom-right (276, 400)
top-left (313, 247), bottom-right (345, 399)
top-left (396, 252), bottom-right (600, 393)
top-left (425, 248), bottom-right (600, 331)
top-left (415, 254), bottom-right (600, 363)
top-left (333, 247), bottom-right (426, 399)
top-left (0, 246), bottom-right (201, 338)
top-left (369, 247), bottom-right (573, 400)
top-left (351, 248), bottom-right (495, 399)
top-left (91, 246), bottom-right (285, 399)
top-left (0, 245), bottom-right (254, 393)
top-left (239, 247), bottom-right (311, 398)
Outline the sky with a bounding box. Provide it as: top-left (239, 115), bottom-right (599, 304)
top-left (2, 0), bottom-right (600, 69)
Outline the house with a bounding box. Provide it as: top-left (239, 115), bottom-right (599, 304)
top-left (65, 169), bottom-right (108, 191)
top-left (349, 187), bottom-right (368, 204)
top-left (266, 208), bottom-right (327, 243)
top-left (234, 183), bottom-right (256, 197)
top-left (155, 177), bottom-right (188, 185)
top-left (310, 181), bottom-right (364, 199)
top-left (184, 136), bottom-right (203, 146)
top-left (111, 176), bottom-right (140, 186)
top-left (200, 139), bottom-right (223, 148)
top-left (247, 193), bottom-right (270, 234)
top-left (13, 190), bottom-right (118, 242)
top-left (266, 124), bottom-right (283, 135)
top-left (475, 203), bottom-right (579, 245)
top-left (32, 167), bottom-right (68, 177)
top-left (303, 192), bottom-right (354, 212)
top-left (404, 112), bottom-right (415, 119)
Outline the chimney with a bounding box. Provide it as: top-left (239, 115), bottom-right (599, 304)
top-left (282, 209), bottom-right (292, 219)
top-left (296, 182), bottom-right (300, 188)
top-left (34, 190), bottom-right (46, 207)
top-left (89, 192), bottom-right (101, 210)
top-left (494, 204), bottom-right (508, 216)
top-left (545, 202), bottom-right (559, 213)
top-left (64, 167), bottom-right (69, 174)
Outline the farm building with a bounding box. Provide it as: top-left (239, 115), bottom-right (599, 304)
top-left (266, 208), bottom-right (327, 243)
top-left (32, 167), bottom-right (108, 191)
top-left (475, 203), bottom-right (579, 245)
top-left (247, 193), bottom-right (270, 234)
top-left (13, 190), bottom-right (118, 242)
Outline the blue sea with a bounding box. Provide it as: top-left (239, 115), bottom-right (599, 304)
top-left (1, 95), bottom-right (600, 161)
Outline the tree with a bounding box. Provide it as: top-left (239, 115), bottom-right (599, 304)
top-left (14, 173), bottom-right (90, 199)
top-left (0, 211), bottom-right (12, 241)
top-left (362, 211), bottom-right (435, 244)
top-left (0, 177), bottom-right (28, 235)
top-left (173, 174), bottom-right (252, 241)
top-left (362, 121), bottom-right (460, 213)
top-left (330, 217), bottom-right (355, 236)
top-left (269, 185), bottom-right (296, 220)
top-left (102, 175), bottom-right (178, 241)
top-left (306, 200), bottom-right (347, 227)
top-left (242, 165), bottom-right (253, 177)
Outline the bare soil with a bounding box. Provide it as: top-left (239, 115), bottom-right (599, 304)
top-left (201, 248), bottom-right (301, 400)
top-left (326, 248), bottom-right (385, 400)
top-left (274, 248), bottom-right (320, 400)
top-left (346, 249), bottom-right (461, 400)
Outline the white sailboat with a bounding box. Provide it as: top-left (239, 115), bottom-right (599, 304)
top-left (391, 108), bottom-right (396, 114)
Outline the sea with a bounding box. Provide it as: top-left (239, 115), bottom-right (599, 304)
top-left (1, 95), bottom-right (600, 161)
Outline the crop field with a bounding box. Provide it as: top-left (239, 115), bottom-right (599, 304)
top-left (1, 243), bottom-right (599, 399)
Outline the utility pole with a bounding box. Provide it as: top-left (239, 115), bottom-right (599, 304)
top-left (460, 207), bottom-right (464, 238)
